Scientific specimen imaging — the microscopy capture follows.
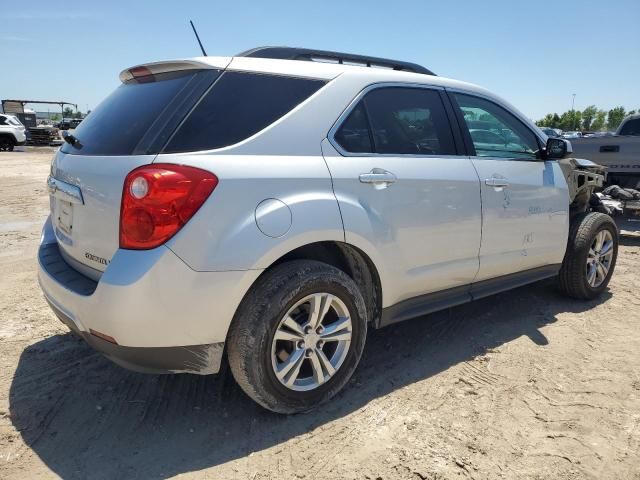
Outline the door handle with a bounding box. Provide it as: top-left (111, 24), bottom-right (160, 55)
top-left (600, 145), bottom-right (620, 153)
top-left (359, 169), bottom-right (397, 189)
top-left (485, 177), bottom-right (509, 188)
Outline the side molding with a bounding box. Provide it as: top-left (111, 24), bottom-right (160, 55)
top-left (377, 264), bottom-right (561, 328)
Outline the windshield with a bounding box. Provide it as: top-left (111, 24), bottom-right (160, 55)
top-left (61, 69), bottom-right (220, 156)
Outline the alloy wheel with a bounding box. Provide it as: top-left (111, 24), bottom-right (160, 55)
top-left (271, 293), bottom-right (352, 391)
top-left (586, 229), bottom-right (614, 288)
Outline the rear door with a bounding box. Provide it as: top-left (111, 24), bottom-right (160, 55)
top-left (323, 85), bottom-right (482, 307)
top-left (49, 65), bottom-right (223, 279)
top-left (449, 91), bottom-right (569, 283)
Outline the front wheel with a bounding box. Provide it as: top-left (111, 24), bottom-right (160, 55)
top-left (227, 260), bottom-right (368, 413)
top-left (559, 212), bottom-right (618, 299)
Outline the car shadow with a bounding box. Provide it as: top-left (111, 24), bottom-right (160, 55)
top-left (9, 280), bottom-right (612, 479)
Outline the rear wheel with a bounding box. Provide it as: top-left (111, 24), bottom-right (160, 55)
top-left (559, 212), bottom-right (618, 299)
top-left (227, 260), bottom-right (367, 413)
top-left (0, 136), bottom-right (15, 152)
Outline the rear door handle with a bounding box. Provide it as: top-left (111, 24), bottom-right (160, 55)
top-left (600, 145), bottom-right (620, 153)
top-left (485, 177), bottom-right (509, 188)
top-left (359, 169), bottom-right (397, 189)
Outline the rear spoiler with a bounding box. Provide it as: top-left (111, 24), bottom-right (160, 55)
top-left (119, 57), bottom-right (231, 83)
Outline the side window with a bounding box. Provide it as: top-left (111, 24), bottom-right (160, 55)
top-left (619, 118), bottom-right (640, 136)
top-left (334, 103), bottom-right (373, 153)
top-left (453, 93), bottom-right (539, 159)
top-left (164, 72), bottom-right (325, 153)
top-left (365, 87), bottom-right (456, 155)
top-left (0, 116), bottom-right (7, 125)
top-left (334, 87), bottom-right (456, 155)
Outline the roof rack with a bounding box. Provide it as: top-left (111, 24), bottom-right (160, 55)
top-left (237, 46), bottom-right (436, 76)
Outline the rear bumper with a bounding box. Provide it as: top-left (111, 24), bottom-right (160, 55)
top-left (46, 297), bottom-right (224, 374)
top-left (37, 216), bottom-right (262, 374)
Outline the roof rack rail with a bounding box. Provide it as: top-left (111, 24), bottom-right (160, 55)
top-left (237, 46), bottom-right (436, 76)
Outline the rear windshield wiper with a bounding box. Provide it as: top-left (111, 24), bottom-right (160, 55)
top-left (62, 131), bottom-right (81, 148)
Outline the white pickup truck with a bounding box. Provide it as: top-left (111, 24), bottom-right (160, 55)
top-left (570, 114), bottom-right (640, 188)
top-left (570, 114), bottom-right (640, 229)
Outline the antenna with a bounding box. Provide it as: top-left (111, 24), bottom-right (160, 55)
top-left (189, 20), bottom-right (207, 56)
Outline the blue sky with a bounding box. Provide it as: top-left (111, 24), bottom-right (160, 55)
top-left (1, 0), bottom-right (638, 120)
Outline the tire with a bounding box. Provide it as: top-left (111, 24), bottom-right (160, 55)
top-left (0, 136), bottom-right (15, 152)
top-left (559, 212), bottom-right (618, 299)
top-left (227, 260), bottom-right (368, 414)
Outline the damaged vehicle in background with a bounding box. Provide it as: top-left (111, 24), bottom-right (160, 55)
top-left (38, 47), bottom-right (618, 413)
top-left (570, 114), bottom-right (640, 229)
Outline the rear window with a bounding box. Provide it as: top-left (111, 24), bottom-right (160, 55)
top-left (61, 69), bottom-right (220, 156)
top-left (619, 118), bottom-right (640, 136)
top-left (163, 72), bottom-right (325, 153)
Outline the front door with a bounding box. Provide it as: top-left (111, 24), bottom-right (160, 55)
top-left (450, 92), bottom-right (569, 283)
top-left (323, 85), bottom-right (482, 307)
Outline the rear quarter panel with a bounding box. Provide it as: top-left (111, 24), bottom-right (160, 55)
top-left (161, 153), bottom-right (345, 271)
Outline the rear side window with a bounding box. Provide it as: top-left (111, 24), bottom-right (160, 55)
top-left (334, 87), bottom-right (456, 155)
top-left (619, 118), bottom-right (640, 136)
top-left (61, 69), bottom-right (220, 156)
top-left (0, 116), bottom-right (6, 125)
top-left (164, 72), bottom-right (325, 153)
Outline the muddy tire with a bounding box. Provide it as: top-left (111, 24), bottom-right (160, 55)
top-left (559, 212), bottom-right (618, 299)
top-left (227, 260), bottom-right (367, 414)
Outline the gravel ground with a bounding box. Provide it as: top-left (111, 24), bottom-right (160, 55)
top-left (1, 148), bottom-right (639, 480)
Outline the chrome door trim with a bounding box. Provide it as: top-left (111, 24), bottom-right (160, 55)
top-left (47, 175), bottom-right (84, 205)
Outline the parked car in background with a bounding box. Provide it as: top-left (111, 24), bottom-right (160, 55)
top-left (56, 118), bottom-right (83, 130)
top-left (539, 127), bottom-right (562, 138)
top-left (571, 114), bottom-right (640, 188)
top-left (563, 131), bottom-right (583, 139)
top-left (0, 113), bottom-right (27, 151)
top-left (39, 47), bottom-right (618, 413)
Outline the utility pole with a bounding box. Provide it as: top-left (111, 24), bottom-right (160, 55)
top-left (571, 93), bottom-right (576, 130)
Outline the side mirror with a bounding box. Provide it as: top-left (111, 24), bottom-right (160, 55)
top-left (546, 137), bottom-right (572, 159)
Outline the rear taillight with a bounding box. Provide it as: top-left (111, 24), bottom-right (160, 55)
top-left (119, 164), bottom-right (218, 250)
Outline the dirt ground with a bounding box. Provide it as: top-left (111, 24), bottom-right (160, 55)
top-left (1, 148), bottom-right (639, 480)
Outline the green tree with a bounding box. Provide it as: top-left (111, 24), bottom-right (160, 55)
top-left (536, 113), bottom-right (555, 127)
top-left (558, 110), bottom-right (581, 131)
top-left (462, 109), bottom-right (477, 120)
top-left (591, 110), bottom-right (607, 131)
top-left (607, 106), bottom-right (626, 130)
top-left (581, 105), bottom-right (598, 130)
top-left (63, 107), bottom-right (74, 119)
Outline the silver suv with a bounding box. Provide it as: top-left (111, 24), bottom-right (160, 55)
top-left (38, 47), bottom-right (618, 413)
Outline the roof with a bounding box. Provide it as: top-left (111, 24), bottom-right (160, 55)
top-left (121, 49), bottom-right (534, 128)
